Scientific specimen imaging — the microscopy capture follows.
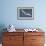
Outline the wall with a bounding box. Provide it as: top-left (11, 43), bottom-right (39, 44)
top-left (0, 0), bottom-right (46, 30)
top-left (0, 0), bottom-right (46, 44)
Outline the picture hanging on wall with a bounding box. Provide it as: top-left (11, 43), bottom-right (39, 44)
top-left (17, 7), bottom-right (34, 20)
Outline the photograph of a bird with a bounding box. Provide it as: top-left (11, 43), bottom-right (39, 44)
top-left (21, 9), bottom-right (32, 16)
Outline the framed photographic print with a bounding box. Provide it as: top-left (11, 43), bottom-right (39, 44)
top-left (17, 7), bottom-right (34, 20)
